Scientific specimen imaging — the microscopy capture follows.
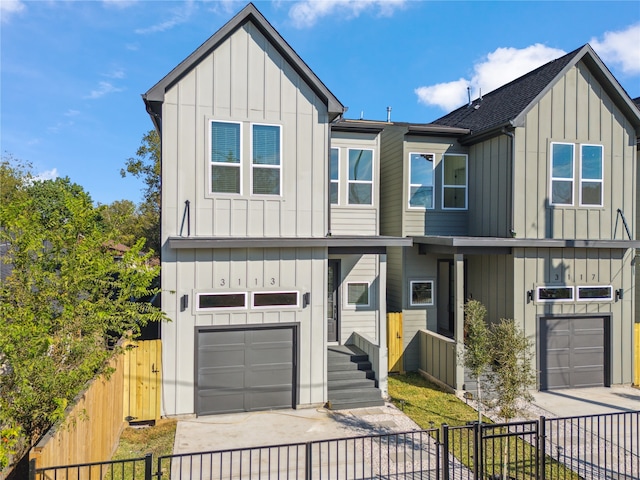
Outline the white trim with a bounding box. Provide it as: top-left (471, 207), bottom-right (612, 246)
top-left (576, 285), bottom-right (613, 302)
top-left (250, 122), bottom-right (282, 197)
top-left (536, 285), bottom-right (574, 303)
top-left (441, 153), bottom-right (468, 210)
top-left (347, 148), bottom-right (374, 206)
top-left (408, 152), bottom-right (435, 210)
top-left (409, 280), bottom-right (435, 306)
top-left (549, 142), bottom-right (575, 206)
top-left (196, 291), bottom-right (247, 311)
top-left (345, 281), bottom-right (371, 307)
top-left (209, 119), bottom-right (243, 196)
top-left (330, 147), bottom-right (340, 205)
top-left (579, 144), bottom-right (604, 207)
top-left (251, 290), bottom-right (300, 309)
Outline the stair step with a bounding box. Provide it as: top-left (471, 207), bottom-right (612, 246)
top-left (328, 369), bottom-right (376, 381)
top-left (328, 378), bottom-right (376, 390)
top-left (328, 387), bottom-right (383, 401)
top-left (327, 398), bottom-right (386, 410)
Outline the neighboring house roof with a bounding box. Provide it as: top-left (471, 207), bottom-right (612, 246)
top-left (433, 44), bottom-right (640, 143)
top-left (143, 3), bottom-right (344, 132)
top-left (634, 97), bottom-right (640, 111)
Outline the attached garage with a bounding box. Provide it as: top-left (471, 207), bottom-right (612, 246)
top-left (196, 324), bottom-right (297, 415)
top-left (539, 315), bottom-right (610, 390)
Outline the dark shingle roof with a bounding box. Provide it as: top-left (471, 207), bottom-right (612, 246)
top-left (432, 46), bottom-right (583, 133)
top-left (634, 97), bottom-right (640, 111)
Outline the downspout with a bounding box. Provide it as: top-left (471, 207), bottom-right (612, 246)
top-left (502, 126), bottom-right (516, 237)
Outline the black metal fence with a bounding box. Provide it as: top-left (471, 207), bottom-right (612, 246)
top-left (30, 411), bottom-right (639, 480)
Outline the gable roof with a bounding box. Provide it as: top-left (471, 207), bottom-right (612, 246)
top-left (143, 3), bottom-right (344, 132)
top-left (433, 44), bottom-right (640, 143)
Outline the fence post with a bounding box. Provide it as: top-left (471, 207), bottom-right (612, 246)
top-left (144, 453), bottom-right (153, 480)
top-left (305, 442), bottom-right (312, 480)
top-left (28, 458), bottom-right (37, 480)
top-left (539, 416), bottom-right (546, 480)
top-left (441, 424), bottom-right (449, 480)
top-left (473, 422), bottom-right (480, 480)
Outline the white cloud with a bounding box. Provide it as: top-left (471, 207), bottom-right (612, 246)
top-left (416, 44), bottom-right (565, 111)
top-left (85, 81), bottom-right (124, 99)
top-left (289, 0), bottom-right (406, 28)
top-left (102, 0), bottom-right (138, 8)
top-left (591, 23), bottom-right (640, 76)
top-left (64, 109), bottom-right (80, 117)
top-left (104, 69), bottom-right (126, 79)
top-left (0, 0), bottom-right (26, 23)
top-left (34, 168), bottom-right (59, 182)
top-left (135, 0), bottom-right (195, 34)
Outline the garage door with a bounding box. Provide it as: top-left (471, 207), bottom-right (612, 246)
top-left (196, 325), bottom-right (296, 415)
top-left (540, 316), bottom-right (608, 390)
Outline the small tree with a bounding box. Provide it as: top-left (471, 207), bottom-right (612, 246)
top-left (462, 300), bottom-right (492, 423)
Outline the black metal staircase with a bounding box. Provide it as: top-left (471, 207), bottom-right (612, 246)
top-left (326, 345), bottom-right (384, 410)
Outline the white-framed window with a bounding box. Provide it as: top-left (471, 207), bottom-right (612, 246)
top-left (210, 120), bottom-right (242, 194)
top-left (410, 280), bottom-right (434, 306)
top-left (346, 282), bottom-right (370, 306)
top-left (577, 285), bottom-right (613, 301)
top-left (348, 149), bottom-right (373, 205)
top-left (197, 292), bottom-right (247, 310)
top-left (251, 123), bottom-right (281, 195)
top-left (580, 144), bottom-right (603, 207)
top-left (251, 291), bottom-right (299, 309)
top-left (550, 142), bottom-right (574, 206)
top-left (408, 152), bottom-right (434, 209)
top-left (330, 147), bottom-right (339, 205)
top-left (442, 154), bottom-right (467, 210)
top-left (536, 286), bottom-right (574, 302)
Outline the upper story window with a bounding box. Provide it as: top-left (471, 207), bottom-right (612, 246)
top-left (210, 121), bottom-right (241, 194)
top-left (550, 142), bottom-right (603, 207)
top-left (442, 154), bottom-right (467, 209)
top-left (348, 149), bottom-right (373, 205)
top-left (252, 124), bottom-right (281, 195)
top-left (409, 153), bottom-right (434, 209)
top-left (330, 148), bottom-right (339, 204)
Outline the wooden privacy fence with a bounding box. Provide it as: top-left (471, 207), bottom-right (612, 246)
top-left (387, 312), bottom-right (403, 373)
top-left (635, 323), bottom-right (640, 387)
top-left (123, 339), bottom-right (162, 423)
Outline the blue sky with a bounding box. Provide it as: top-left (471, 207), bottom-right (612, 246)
top-left (2, 0), bottom-right (639, 205)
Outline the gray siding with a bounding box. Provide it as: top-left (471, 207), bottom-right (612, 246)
top-left (466, 254), bottom-right (515, 323)
top-left (385, 246), bottom-right (404, 312)
top-left (514, 61), bottom-right (637, 241)
top-left (161, 22), bottom-right (329, 241)
top-left (162, 247), bottom-right (327, 415)
top-left (379, 126), bottom-right (405, 237)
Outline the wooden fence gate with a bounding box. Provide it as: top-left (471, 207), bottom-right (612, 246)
top-left (123, 339), bottom-right (162, 423)
top-left (387, 312), bottom-right (404, 373)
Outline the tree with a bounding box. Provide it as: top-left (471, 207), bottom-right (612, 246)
top-left (121, 130), bottom-right (161, 254)
top-left (462, 300), bottom-right (492, 423)
top-left (0, 164), bottom-right (165, 466)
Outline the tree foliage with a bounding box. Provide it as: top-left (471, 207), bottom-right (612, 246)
top-left (462, 300), bottom-right (492, 422)
top-left (120, 130), bottom-right (161, 253)
top-left (0, 159), bottom-right (165, 463)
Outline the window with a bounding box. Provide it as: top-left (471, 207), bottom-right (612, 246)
top-left (252, 291), bottom-right (299, 308)
top-left (580, 145), bottom-right (603, 206)
top-left (210, 121), bottom-right (241, 194)
top-left (197, 292), bottom-right (247, 310)
top-left (550, 143), bottom-right (574, 205)
top-left (252, 124), bottom-right (281, 195)
top-left (577, 286), bottom-right (612, 301)
top-left (536, 286), bottom-right (574, 302)
top-left (410, 280), bottom-right (434, 306)
top-left (330, 148), bottom-right (339, 204)
top-left (409, 153), bottom-right (434, 208)
top-left (348, 149), bottom-right (373, 205)
top-left (347, 282), bottom-right (369, 306)
top-left (442, 154), bottom-right (467, 209)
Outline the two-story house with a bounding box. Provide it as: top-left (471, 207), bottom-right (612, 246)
top-left (381, 45), bottom-right (640, 391)
top-left (142, 4), bottom-right (409, 416)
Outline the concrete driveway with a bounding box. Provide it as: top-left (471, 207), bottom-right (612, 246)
top-left (173, 402), bottom-right (420, 455)
top-left (531, 385), bottom-right (640, 417)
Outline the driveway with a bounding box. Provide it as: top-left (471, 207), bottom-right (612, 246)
top-left (531, 385), bottom-right (640, 417)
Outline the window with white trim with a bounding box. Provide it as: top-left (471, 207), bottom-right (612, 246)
top-left (197, 292), bottom-right (247, 310)
top-left (442, 154), bottom-right (467, 209)
top-left (252, 124), bottom-right (281, 195)
top-left (252, 291), bottom-right (299, 308)
top-left (580, 145), bottom-right (603, 206)
top-left (348, 149), bottom-right (373, 205)
top-left (346, 282), bottom-right (369, 306)
top-left (550, 143), bottom-right (574, 205)
top-left (577, 286), bottom-right (612, 301)
top-left (410, 280), bottom-right (434, 306)
top-left (536, 286), bottom-right (574, 302)
top-left (330, 148), bottom-right (339, 205)
top-left (408, 153), bottom-right (434, 209)
top-left (210, 121), bottom-right (241, 194)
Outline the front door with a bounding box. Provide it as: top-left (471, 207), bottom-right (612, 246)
top-left (437, 260), bottom-right (454, 337)
top-left (327, 260), bottom-right (340, 343)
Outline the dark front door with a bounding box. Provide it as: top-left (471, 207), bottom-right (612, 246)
top-left (437, 260), bottom-right (454, 337)
top-left (327, 260), bottom-right (340, 343)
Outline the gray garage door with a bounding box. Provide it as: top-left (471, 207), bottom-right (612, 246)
top-left (196, 325), bottom-right (296, 415)
top-left (540, 316), bottom-right (608, 390)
